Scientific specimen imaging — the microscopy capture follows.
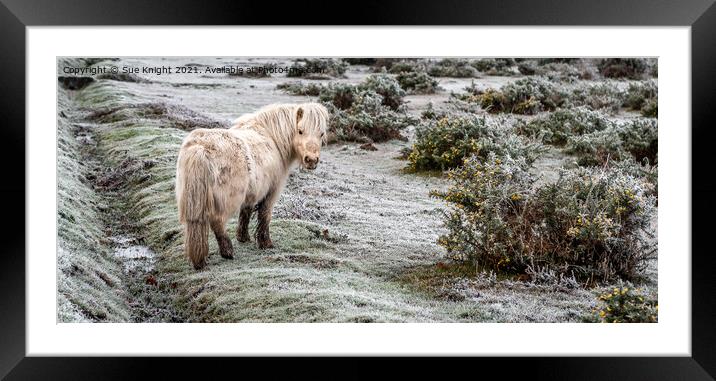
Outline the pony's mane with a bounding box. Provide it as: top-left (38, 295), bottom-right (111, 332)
top-left (248, 103), bottom-right (329, 163)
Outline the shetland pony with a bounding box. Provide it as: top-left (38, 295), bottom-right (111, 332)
top-left (176, 103), bottom-right (329, 269)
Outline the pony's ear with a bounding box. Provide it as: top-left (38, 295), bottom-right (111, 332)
top-left (296, 107), bottom-right (304, 123)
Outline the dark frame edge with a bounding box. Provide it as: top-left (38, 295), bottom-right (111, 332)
top-left (2, 0), bottom-right (715, 379)
top-left (692, 1), bottom-right (716, 378)
top-left (0, 0), bottom-right (26, 380)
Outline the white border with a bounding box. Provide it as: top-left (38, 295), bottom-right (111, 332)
top-left (28, 27), bottom-right (690, 356)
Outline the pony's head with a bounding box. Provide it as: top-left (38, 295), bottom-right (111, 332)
top-left (292, 103), bottom-right (329, 170)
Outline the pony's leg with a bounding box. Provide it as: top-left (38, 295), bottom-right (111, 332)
top-left (255, 196), bottom-right (276, 249)
top-left (210, 217), bottom-right (234, 259)
top-left (236, 206), bottom-right (252, 243)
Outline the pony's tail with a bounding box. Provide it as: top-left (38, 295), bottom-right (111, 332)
top-left (177, 145), bottom-right (214, 270)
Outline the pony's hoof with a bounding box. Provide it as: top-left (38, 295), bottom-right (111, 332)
top-left (257, 240), bottom-right (274, 249)
top-left (218, 237), bottom-right (234, 259)
top-left (192, 259), bottom-right (207, 270)
top-left (237, 235), bottom-right (251, 243)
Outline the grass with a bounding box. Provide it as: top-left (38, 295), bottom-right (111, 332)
top-left (57, 90), bottom-right (131, 322)
top-left (396, 261), bottom-right (597, 322)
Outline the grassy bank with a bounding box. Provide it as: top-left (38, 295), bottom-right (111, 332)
top-left (57, 88), bottom-right (131, 322)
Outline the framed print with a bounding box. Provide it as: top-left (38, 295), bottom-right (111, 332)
top-left (4, 0), bottom-right (716, 379)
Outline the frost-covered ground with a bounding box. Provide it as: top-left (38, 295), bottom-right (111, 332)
top-left (57, 57), bottom-right (656, 323)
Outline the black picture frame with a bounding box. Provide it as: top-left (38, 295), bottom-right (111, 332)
top-left (2, 0), bottom-right (714, 379)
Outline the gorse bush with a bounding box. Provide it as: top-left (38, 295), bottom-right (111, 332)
top-left (360, 73), bottom-right (406, 110)
top-left (406, 113), bottom-right (542, 172)
top-left (471, 58), bottom-right (516, 76)
top-left (568, 83), bottom-right (625, 113)
top-left (276, 82), bottom-right (322, 96)
top-left (368, 58), bottom-right (413, 72)
top-left (623, 79), bottom-right (658, 117)
top-left (518, 107), bottom-right (613, 145)
top-left (280, 73), bottom-right (406, 111)
top-left (477, 77), bottom-right (567, 114)
top-left (516, 59), bottom-right (592, 82)
top-left (277, 74), bottom-right (412, 143)
top-left (641, 98), bottom-right (658, 117)
top-left (619, 119), bottom-right (658, 164)
top-left (342, 58), bottom-right (377, 65)
top-left (541, 62), bottom-right (593, 83)
top-left (386, 60), bottom-right (426, 74)
top-left (537, 58), bottom-right (580, 65)
top-left (433, 155), bottom-right (656, 282)
top-left (597, 58), bottom-right (649, 79)
top-left (517, 60), bottom-right (539, 75)
top-left (396, 71), bottom-right (439, 94)
top-left (427, 59), bottom-right (479, 78)
top-left (566, 118), bottom-right (658, 166)
top-left (591, 285), bottom-right (657, 322)
top-left (612, 159), bottom-right (658, 199)
top-left (318, 83), bottom-right (358, 109)
top-left (287, 58), bottom-right (348, 79)
top-left (326, 91), bottom-right (415, 143)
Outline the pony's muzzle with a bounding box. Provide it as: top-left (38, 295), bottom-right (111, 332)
top-left (303, 155), bottom-right (319, 170)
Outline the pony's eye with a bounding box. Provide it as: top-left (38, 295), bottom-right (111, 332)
top-left (298, 130), bottom-right (303, 135)
top-left (320, 132), bottom-right (325, 137)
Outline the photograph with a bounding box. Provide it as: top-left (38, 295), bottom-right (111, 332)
top-left (56, 56), bottom-right (659, 323)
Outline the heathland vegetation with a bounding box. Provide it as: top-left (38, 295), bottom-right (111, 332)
top-left (58, 57), bottom-right (657, 323)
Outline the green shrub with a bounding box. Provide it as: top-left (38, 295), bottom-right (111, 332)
top-left (406, 113), bottom-right (541, 172)
top-left (433, 155), bottom-right (656, 282)
top-left (568, 82), bottom-right (625, 113)
top-left (641, 98), bottom-right (657, 117)
top-left (566, 118), bottom-right (658, 166)
top-left (317, 83), bottom-right (357, 109)
top-left (517, 60), bottom-right (539, 75)
top-left (276, 82), bottom-right (323, 96)
top-left (541, 63), bottom-right (591, 83)
top-left (537, 58), bottom-right (580, 65)
top-left (518, 107), bottom-right (613, 145)
top-left (360, 73), bottom-right (406, 110)
top-left (287, 58), bottom-right (348, 79)
top-left (277, 74), bottom-right (412, 143)
top-left (597, 58), bottom-right (648, 79)
top-left (478, 77), bottom-right (567, 114)
top-left (342, 58), bottom-right (377, 65)
top-left (427, 59), bottom-right (479, 78)
top-left (613, 159), bottom-right (658, 200)
top-left (623, 79), bottom-right (657, 117)
top-left (311, 73), bottom-right (406, 111)
top-left (396, 71), bottom-right (439, 94)
top-left (617, 119), bottom-right (659, 164)
top-left (386, 60), bottom-right (426, 74)
top-left (591, 285), bottom-right (657, 322)
top-left (369, 58), bottom-right (410, 72)
top-left (326, 90), bottom-right (415, 143)
top-left (518, 60), bottom-right (592, 82)
top-left (471, 58), bottom-right (517, 76)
